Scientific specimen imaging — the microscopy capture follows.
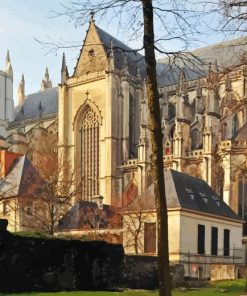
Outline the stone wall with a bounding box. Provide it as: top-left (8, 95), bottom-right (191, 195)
top-left (0, 220), bottom-right (124, 293)
top-left (124, 255), bottom-right (184, 289)
top-left (210, 265), bottom-right (235, 281)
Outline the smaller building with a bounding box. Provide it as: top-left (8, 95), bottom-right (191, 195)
top-left (0, 150), bottom-right (46, 232)
top-left (57, 197), bottom-right (123, 244)
top-left (123, 169), bottom-right (245, 279)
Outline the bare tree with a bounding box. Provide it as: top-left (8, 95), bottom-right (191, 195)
top-left (25, 130), bottom-right (82, 235)
top-left (123, 195), bottom-right (153, 254)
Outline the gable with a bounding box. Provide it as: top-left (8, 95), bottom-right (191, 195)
top-left (74, 21), bottom-right (108, 77)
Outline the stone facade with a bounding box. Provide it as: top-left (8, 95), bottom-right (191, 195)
top-left (0, 19), bottom-right (246, 236)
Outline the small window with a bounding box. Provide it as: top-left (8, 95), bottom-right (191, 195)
top-left (197, 224), bottom-right (205, 255)
top-left (200, 192), bottom-right (208, 203)
top-left (211, 227), bottom-right (218, 255)
top-left (212, 196), bottom-right (221, 207)
top-left (185, 188), bottom-right (194, 200)
top-left (224, 229), bottom-right (230, 256)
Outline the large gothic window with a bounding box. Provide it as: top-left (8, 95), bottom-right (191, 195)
top-left (79, 106), bottom-right (100, 200)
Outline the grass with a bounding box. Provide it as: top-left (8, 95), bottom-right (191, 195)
top-left (0, 280), bottom-right (245, 296)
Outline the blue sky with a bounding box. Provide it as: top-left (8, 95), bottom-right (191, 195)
top-left (0, 0), bottom-right (83, 103)
top-left (0, 1), bottom-right (230, 105)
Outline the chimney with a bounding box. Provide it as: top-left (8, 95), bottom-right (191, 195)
top-left (91, 195), bottom-right (104, 210)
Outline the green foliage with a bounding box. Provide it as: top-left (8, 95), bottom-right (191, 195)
top-left (13, 231), bottom-right (54, 239)
top-left (0, 280), bottom-right (245, 296)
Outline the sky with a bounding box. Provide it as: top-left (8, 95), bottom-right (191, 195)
top-left (0, 0), bottom-right (231, 105)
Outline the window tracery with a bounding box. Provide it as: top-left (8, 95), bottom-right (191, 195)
top-left (79, 106), bottom-right (100, 200)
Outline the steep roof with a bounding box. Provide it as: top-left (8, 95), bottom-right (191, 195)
top-left (135, 169), bottom-right (242, 222)
top-left (95, 25), bottom-right (144, 75)
top-left (73, 20), bottom-right (144, 77)
top-left (0, 155), bottom-right (43, 197)
top-left (13, 87), bottom-right (58, 122)
top-left (57, 200), bottom-right (122, 230)
top-left (234, 123), bottom-right (247, 141)
top-left (157, 36), bottom-right (247, 86)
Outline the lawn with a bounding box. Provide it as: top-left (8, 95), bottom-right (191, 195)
top-left (0, 280), bottom-right (245, 296)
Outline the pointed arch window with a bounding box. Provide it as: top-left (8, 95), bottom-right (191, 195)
top-left (79, 106), bottom-right (100, 200)
top-left (191, 129), bottom-right (199, 150)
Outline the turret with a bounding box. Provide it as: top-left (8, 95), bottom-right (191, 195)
top-left (206, 61), bottom-right (220, 116)
top-left (5, 50), bottom-right (14, 121)
top-left (41, 67), bottom-right (52, 91)
top-left (5, 50), bottom-right (13, 80)
top-left (175, 70), bottom-right (191, 122)
top-left (122, 55), bottom-right (129, 76)
top-left (17, 74), bottom-right (25, 106)
top-left (195, 78), bottom-right (204, 115)
top-left (109, 40), bottom-right (115, 72)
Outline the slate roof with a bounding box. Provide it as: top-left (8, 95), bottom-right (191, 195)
top-left (13, 87), bottom-right (58, 122)
top-left (95, 25), bottom-right (145, 76)
top-left (234, 123), bottom-right (247, 141)
top-left (135, 169), bottom-right (242, 221)
top-left (0, 155), bottom-right (43, 197)
top-left (157, 36), bottom-right (247, 86)
top-left (57, 200), bottom-right (122, 230)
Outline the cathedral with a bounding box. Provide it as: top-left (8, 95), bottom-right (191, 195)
top-left (0, 18), bottom-right (247, 235)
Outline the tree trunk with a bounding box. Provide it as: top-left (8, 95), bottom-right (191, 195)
top-left (141, 1), bottom-right (171, 296)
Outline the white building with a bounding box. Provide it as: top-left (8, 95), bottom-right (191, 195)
top-left (123, 169), bottom-right (245, 279)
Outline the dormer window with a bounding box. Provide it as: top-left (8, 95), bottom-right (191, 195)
top-left (185, 188), bottom-right (194, 200)
top-left (200, 192), bottom-right (208, 203)
top-left (212, 195), bottom-right (220, 207)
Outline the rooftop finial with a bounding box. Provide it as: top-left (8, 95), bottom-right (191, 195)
top-left (41, 67), bottom-right (52, 91)
top-left (61, 52), bottom-right (66, 72)
top-left (39, 101), bottom-right (43, 118)
top-left (90, 11), bottom-right (95, 23)
top-left (6, 49), bottom-right (10, 64)
top-left (109, 40), bottom-right (115, 71)
top-left (61, 53), bottom-right (68, 84)
top-left (18, 74), bottom-right (25, 106)
top-left (136, 63), bottom-right (141, 80)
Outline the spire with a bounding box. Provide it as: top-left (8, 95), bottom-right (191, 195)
top-left (122, 55), bottom-right (129, 75)
top-left (109, 40), bottom-right (115, 72)
top-left (207, 60), bottom-right (219, 90)
top-left (196, 78), bottom-right (202, 97)
top-left (225, 71), bottom-right (232, 92)
top-left (45, 67), bottom-right (49, 80)
top-left (41, 67), bottom-right (52, 91)
top-left (61, 53), bottom-right (68, 84)
top-left (5, 50), bottom-right (13, 80)
top-left (17, 73), bottom-right (25, 106)
top-left (90, 11), bottom-right (95, 23)
top-left (6, 49), bottom-right (10, 64)
top-left (39, 101), bottom-right (43, 118)
top-left (176, 70), bottom-right (187, 99)
top-left (136, 63), bottom-right (141, 81)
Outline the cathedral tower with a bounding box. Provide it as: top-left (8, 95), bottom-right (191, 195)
top-left (58, 18), bottom-right (142, 205)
